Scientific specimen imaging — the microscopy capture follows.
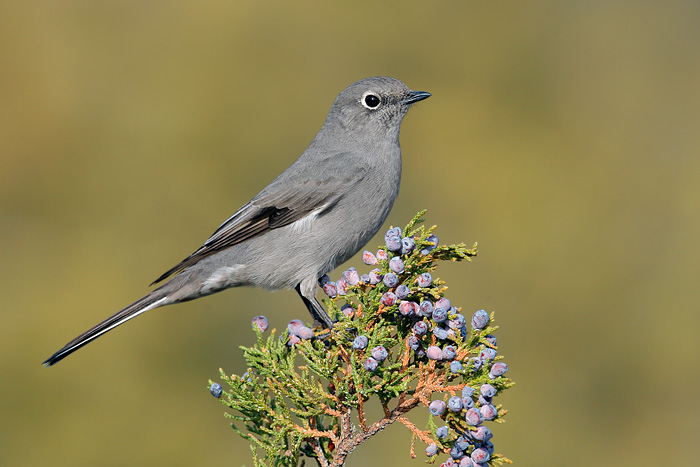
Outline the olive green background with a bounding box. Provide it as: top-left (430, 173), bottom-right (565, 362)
top-left (2, 1), bottom-right (698, 466)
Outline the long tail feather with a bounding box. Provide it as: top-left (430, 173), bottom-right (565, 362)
top-left (43, 292), bottom-right (171, 366)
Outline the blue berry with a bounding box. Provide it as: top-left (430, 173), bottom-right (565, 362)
top-left (471, 310), bottom-right (489, 330)
top-left (448, 314), bottom-right (466, 330)
top-left (448, 396), bottom-right (464, 412)
top-left (419, 300), bottom-right (434, 317)
top-left (287, 334), bottom-right (301, 346)
top-left (462, 386), bottom-right (476, 398)
top-left (478, 395), bottom-right (491, 406)
top-left (464, 407), bottom-right (482, 426)
top-left (421, 234), bottom-right (439, 255)
top-left (395, 284), bottom-right (410, 299)
top-left (480, 384), bottom-right (497, 398)
top-left (368, 268), bottom-right (383, 285)
top-left (426, 345), bottom-right (442, 360)
top-left (322, 282), bottom-right (337, 297)
top-left (407, 335), bottom-right (421, 351)
top-left (459, 457), bottom-right (475, 467)
top-left (401, 236), bottom-right (415, 254)
top-left (471, 447), bottom-right (490, 464)
top-left (287, 319), bottom-right (305, 335)
top-left (489, 362), bottom-right (509, 379)
top-left (353, 335), bottom-right (368, 349)
top-left (376, 249), bottom-right (388, 262)
top-left (362, 250), bottom-right (378, 265)
top-left (210, 383), bottom-right (223, 398)
top-left (342, 267), bottom-right (360, 286)
top-left (364, 357), bottom-right (379, 372)
top-left (426, 444), bottom-right (438, 457)
top-left (318, 275), bottom-right (330, 286)
top-left (436, 297), bottom-right (451, 311)
top-left (251, 315), bottom-right (269, 333)
top-left (383, 273), bottom-right (399, 288)
top-left (479, 347), bottom-right (497, 362)
top-left (398, 300), bottom-right (415, 316)
top-left (480, 403), bottom-right (498, 421)
top-left (335, 277), bottom-right (348, 295)
top-left (296, 326), bottom-right (314, 340)
top-left (360, 273), bottom-right (370, 283)
top-left (450, 445), bottom-right (464, 460)
top-left (389, 256), bottom-right (405, 273)
top-left (435, 425), bottom-right (449, 439)
top-left (416, 272), bottom-right (432, 287)
top-left (484, 334), bottom-right (497, 347)
top-left (470, 357), bottom-right (483, 370)
top-left (384, 227), bottom-right (402, 241)
top-left (340, 304), bottom-right (355, 318)
top-left (380, 291), bottom-right (397, 306)
top-left (450, 360), bottom-right (463, 373)
top-left (432, 307), bottom-right (448, 323)
top-left (413, 320), bottom-right (428, 336)
top-left (429, 399), bottom-right (446, 416)
top-left (473, 425), bottom-right (493, 442)
top-left (371, 346), bottom-right (388, 362)
top-left (455, 436), bottom-right (471, 452)
top-left (386, 235), bottom-right (402, 251)
top-left (461, 396), bottom-right (474, 409)
top-left (442, 345), bottom-right (457, 360)
top-left (432, 326), bottom-right (448, 340)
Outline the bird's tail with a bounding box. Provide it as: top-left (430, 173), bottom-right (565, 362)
top-left (42, 290), bottom-right (173, 367)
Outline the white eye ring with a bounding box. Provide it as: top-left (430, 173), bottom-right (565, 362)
top-left (361, 91), bottom-right (382, 110)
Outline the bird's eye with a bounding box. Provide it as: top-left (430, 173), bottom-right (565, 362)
top-left (362, 93), bottom-right (381, 109)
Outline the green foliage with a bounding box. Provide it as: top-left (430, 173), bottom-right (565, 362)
top-left (210, 212), bottom-right (513, 466)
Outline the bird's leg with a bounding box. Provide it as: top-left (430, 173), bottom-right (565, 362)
top-left (295, 284), bottom-right (334, 329)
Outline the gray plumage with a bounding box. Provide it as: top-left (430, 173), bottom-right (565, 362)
top-left (43, 76), bottom-right (430, 366)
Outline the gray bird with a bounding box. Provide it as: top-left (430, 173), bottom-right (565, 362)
top-left (43, 76), bottom-right (430, 366)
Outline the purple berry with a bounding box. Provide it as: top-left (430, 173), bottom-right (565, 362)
top-left (371, 346), bottom-right (388, 362)
top-left (448, 396), bottom-right (464, 412)
top-left (368, 268), bottom-right (383, 285)
top-left (489, 362), bottom-right (509, 379)
top-left (385, 226), bottom-right (402, 241)
top-left (395, 284), bottom-right (410, 299)
top-left (421, 234), bottom-right (439, 255)
top-left (442, 345), bottom-right (457, 360)
top-left (401, 236), bottom-right (415, 254)
top-left (450, 361), bottom-right (463, 373)
top-left (450, 445), bottom-right (464, 460)
top-left (318, 275), bottom-right (330, 286)
top-left (462, 386), bottom-right (476, 398)
top-left (287, 334), bottom-right (301, 346)
top-left (432, 307), bottom-right (448, 323)
top-left (471, 310), bottom-right (489, 330)
top-left (448, 314), bottom-right (466, 330)
top-left (335, 277), bottom-right (348, 295)
top-left (251, 315), bottom-right (269, 333)
top-left (426, 444), bottom-right (438, 457)
top-left (419, 300), bottom-right (434, 317)
top-left (288, 319), bottom-right (305, 335)
top-left (376, 249), bottom-right (388, 261)
top-left (353, 335), bottom-right (368, 349)
top-left (297, 326), bottom-right (314, 340)
top-left (389, 256), bottom-right (405, 273)
top-left (459, 455), bottom-right (475, 467)
top-left (210, 383), bottom-right (223, 398)
top-left (479, 347), bottom-right (497, 362)
top-left (383, 272), bottom-right (399, 288)
top-left (455, 436), bottom-right (470, 452)
top-left (417, 272), bottom-right (432, 287)
top-left (461, 396), bottom-right (474, 409)
top-left (435, 425), bottom-right (449, 439)
top-left (343, 267), bottom-right (360, 286)
top-left (341, 304), bottom-right (355, 318)
top-left (436, 297), bottom-right (451, 311)
top-left (429, 399), bottom-right (446, 416)
top-left (413, 320), bottom-right (428, 336)
top-left (471, 448), bottom-right (490, 464)
top-left (480, 384), bottom-right (497, 398)
top-left (480, 403), bottom-right (498, 421)
top-left (398, 300), bottom-right (414, 316)
top-left (433, 326), bottom-right (448, 340)
top-left (484, 334), bottom-right (497, 347)
top-left (364, 357), bottom-right (379, 372)
top-left (465, 408), bottom-right (482, 426)
top-left (386, 235), bottom-right (402, 251)
top-left (362, 250), bottom-right (378, 265)
top-left (470, 357), bottom-right (483, 370)
top-left (322, 282), bottom-right (337, 298)
top-left (380, 291), bottom-right (397, 306)
top-left (407, 335), bottom-right (421, 351)
top-left (360, 273), bottom-right (370, 283)
top-left (473, 426), bottom-right (493, 442)
top-left (426, 345), bottom-right (442, 360)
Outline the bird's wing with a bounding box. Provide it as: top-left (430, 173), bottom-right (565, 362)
top-left (151, 154), bottom-right (367, 284)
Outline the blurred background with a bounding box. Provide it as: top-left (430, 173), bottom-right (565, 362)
top-left (2, 1), bottom-right (699, 465)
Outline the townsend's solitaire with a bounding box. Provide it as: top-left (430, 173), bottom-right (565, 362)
top-left (43, 76), bottom-right (430, 366)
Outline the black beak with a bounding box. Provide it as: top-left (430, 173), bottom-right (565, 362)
top-left (402, 90), bottom-right (431, 105)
